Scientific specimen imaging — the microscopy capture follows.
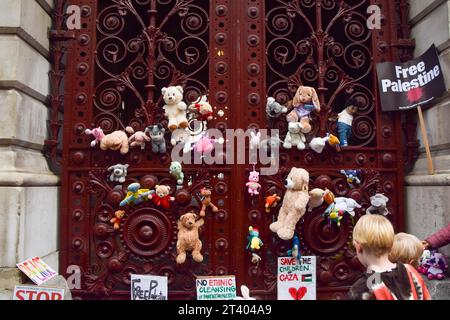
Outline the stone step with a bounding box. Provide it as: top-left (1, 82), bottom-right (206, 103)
top-left (425, 277), bottom-right (450, 300)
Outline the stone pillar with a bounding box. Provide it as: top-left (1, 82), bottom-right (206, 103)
top-left (406, 0), bottom-right (450, 257)
top-left (0, 0), bottom-right (59, 299)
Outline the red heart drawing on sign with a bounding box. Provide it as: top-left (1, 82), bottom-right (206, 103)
top-left (289, 287), bottom-right (308, 300)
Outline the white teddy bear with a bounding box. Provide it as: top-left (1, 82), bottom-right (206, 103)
top-left (161, 86), bottom-right (188, 131)
top-left (283, 122), bottom-right (306, 150)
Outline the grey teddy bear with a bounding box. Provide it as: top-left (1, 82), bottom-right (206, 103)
top-left (266, 97), bottom-right (288, 119)
top-left (145, 124), bottom-right (167, 153)
top-left (366, 194), bottom-right (390, 216)
top-left (108, 164), bottom-right (129, 183)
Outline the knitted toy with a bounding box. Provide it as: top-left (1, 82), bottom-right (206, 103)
top-left (270, 168), bottom-right (310, 240)
top-left (310, 134), bottom-right (340, 154)
top-left (246, 170), bottom-right (261, 196)
top-left (85, 126), bottom-right (134, 155)
top-left (266, 97), bottom-right (288, 119)
top-left (128, 130), bottom-right (150, 150)
top-left (366, 194), bottom-right (390, 216)
top-left (107, 164), bottom-right (129, 183)
top-left (148, 185), bottom-right (175, 210)
top-left (283, 122), bottom-right (306, 150)
top-left (169, 161), bottom-right (184, 185)
top-left (286, 86), bottom-right (320, 134)
top-left (337, 98), bottom-right (359, 147)
top-left (247, 226), bottom-right (263, 251)
top-left (120, 183), bottom-right (151, 207)
top-left (176, 212), bottom-right (204, 264)
top-left (419, 250), bottom-right (448, 280)
top-left (307, 188), bottom-right (326, 212)
top-left (341, 170), bottom-right (361, 185)
top-left (265, 194), bottom-right (281, 213)
top-left (161, 86), bottom-right (188, 131)
top-left (287, 234), bottom-right (302, 263)
top-left (199, 187), bottom-right (219, 217)
top-left (189, 95), bottom-right (214, 121)
top-left (110, 210), bottom-right (125, 230)
top-left (250, 131), bottom-right (261, 151)
top-left (145, 124), bottom-right (167, 154)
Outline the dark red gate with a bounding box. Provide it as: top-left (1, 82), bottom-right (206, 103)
top-left (53, 0), bottom-right (416, 300)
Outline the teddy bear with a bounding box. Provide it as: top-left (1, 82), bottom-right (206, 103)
top-left (286, 86), bottom-right (320, 134)
top-left (270, 168), bottom-right (310, 240)
top-left (199, 187), bottom-right (219, 217)
top-left (110, 210), bottom-right (125, 230)
top-left (307, 188), bottom-right (326, 212)
top-left (161, 86), bottom-right (188, 131)
top-left (169, 161), bottom-right (184, 185)
top-left (176, 212), bottom-right (204, 264)
top-left (366, 194), bottom-right (390, 216)
top-left (120, 183), bottom-right (151, 207)
top-left (283, 122), bottom-right (306, 150)
top-left (189, 95), bottom-right (214, 121)
top-left (85, 126), bottom-right (134, 155)
top-left (246, 170), bottom-right (261, 196)
top-left (128, 130), bottom-right (150, 150)
top-left (107, 164), bottom-right (129, 183)
top-left (266, 97), bottom-right (288, 119)
top-left (145, 124), bottom-right (167, 154)
top-left (148, 185), bottom-right (175, 210)
top-left (170, 128), bottom-right (190, 147)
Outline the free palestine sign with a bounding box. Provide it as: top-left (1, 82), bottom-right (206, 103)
top-left (376, 45), bottom-right (446, 111)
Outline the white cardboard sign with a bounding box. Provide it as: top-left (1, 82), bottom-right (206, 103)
top-left (196, 275), bottom-right (237, 300)
top-left (277, 256), bottom-right (316, 300)
top-left (13, 285), bottom-right (65, 300)
top-left (130, 274), bottom-right (168, 300)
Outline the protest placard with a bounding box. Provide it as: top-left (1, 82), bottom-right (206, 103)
top-left (130, 274), bottom-right (168, 300)
top-left (196, 275), bottom-right (237, 300)
top-left (277, 256), bottom-right (316, 300)
top-left (13, 285), bottom-right (64, 300)
top-left (16, 257), bottom-right (58, 286)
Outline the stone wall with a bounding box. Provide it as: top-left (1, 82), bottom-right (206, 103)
top-left (0, 0), bottom-right (59, 299)
top-left (407, 0), bottom-right (450, 256)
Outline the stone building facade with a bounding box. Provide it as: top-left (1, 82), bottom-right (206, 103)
top-left (0, 0), bottom-right (449, 299)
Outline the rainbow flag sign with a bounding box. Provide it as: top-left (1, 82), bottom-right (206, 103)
top-left (16, 257), bottom-right (58, 286)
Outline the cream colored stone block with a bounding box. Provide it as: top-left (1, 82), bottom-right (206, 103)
top-left (0, 35), bottom-right (50, 96)
top-left (0, 0), bottom-right (21, 27)
top-left (409, 0), bottom-right (440, 21)
top-left (0, 268), bottom-right (24, 290)
top-left (0, 90), bottom-right (48, 149)
top-left (0, 187), bottom-right (22, 268)
top-left (0, 289), bottom-right (13, 300)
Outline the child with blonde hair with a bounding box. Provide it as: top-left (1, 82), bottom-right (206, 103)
top-left (389, 233), bottom-right (424, 269)
top-left (347, 215), bottom-right (430, 300)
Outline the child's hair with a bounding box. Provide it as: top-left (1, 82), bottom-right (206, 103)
top-left (353, 215), bottom-right (395, 257)
top-left (388, 233), bottom-right (423, 268)
top-left (345, 97), bottom-right (358, 109)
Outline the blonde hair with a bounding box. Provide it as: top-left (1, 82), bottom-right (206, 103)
top-left (353, 215), bottom-right (394, 257)
top-left (389, 233), bottom-right (423, 268)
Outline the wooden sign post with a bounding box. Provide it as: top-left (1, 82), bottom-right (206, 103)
top-left (417, 106), bottom-right (435, 175)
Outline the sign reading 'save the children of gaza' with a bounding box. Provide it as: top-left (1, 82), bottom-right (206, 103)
top-left (376, 45), bottom-right (446, 111)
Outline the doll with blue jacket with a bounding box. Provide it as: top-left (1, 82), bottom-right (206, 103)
top-left (337, 98), bottom-right (359, 147)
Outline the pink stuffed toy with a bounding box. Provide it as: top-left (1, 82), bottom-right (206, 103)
top-left (193, 134), bottom-right (224, 155)
top-left (246, 170), bottom-right (261, 196)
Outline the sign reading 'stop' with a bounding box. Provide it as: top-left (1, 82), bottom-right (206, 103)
top-left (376, 45), bottom-right (446, 111)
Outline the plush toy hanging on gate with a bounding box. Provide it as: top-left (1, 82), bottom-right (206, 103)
top-left (120, 183), bottom-right (151, 207)
top-left (85, 126), bottom-right (135, 155)
top-left (188, 95), bottom-right (214, 122)
top-left (287, 234), bottom-right (302, 263)
top-left (148, 185), bottom-right (175, 209)
top-left (286, 86), bottom-right (321, 134)
top-left (265, 194), bottom-right (281, 213)
top-left (110, 210), bottom-right (125, 230)
top-left (176, 212), bottom-right (204, 264)
top-left (270, 168), bottom-right (310, 241)
top-left (108, 164), bottom-right (129, 183)
top-left (169, 161), bottom-right (184, 185)
top-left (145, 124), bottom-right (167, 154)
top-left (246, 165), bottom-right (261, 196)
top-left (199, 187), bottom-right (219, 217)
top-left (161, 86), bottom-right (188, 132)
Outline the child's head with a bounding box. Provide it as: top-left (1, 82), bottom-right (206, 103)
top-left (345, 98), bottom-right (359, 114)
top-left (389, 233), bottom-right (423, 268)
top-left (352, 215), bottom-right (395, 266)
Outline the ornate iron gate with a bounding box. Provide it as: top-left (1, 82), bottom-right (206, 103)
top-left (54, 0), bottom-right (415, 300)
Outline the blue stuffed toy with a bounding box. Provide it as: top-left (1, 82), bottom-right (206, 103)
top-left (287, 234), bottom-right (302, 263)
top-left (340, 170), bottom-right (361, 185)
top-left (120, 183), bottom-right (151, 207)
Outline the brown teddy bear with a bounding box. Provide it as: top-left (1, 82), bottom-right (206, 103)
top-left (110, 210), bottom-right (125, 230)
top-left (270, 168), bottom-right (310, 240)
top-left (199, 187), bottom-right (219, 217)
top-left (176, 212), bottom-right (204, 264)
top-left (286, 86), bottom-right (320, 134)
top-left (85, 126), bottom-right (134, 155)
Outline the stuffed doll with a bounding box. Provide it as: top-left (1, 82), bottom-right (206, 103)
top-left (341, 170), bottom-right (361, 185)
top-left (310, 134), bottom-right (340, 154)
top-left (148, 185), bottom-right (175, 209)
top-left (287, 234), bottom-right (302, 263)
top-left (265, 194), bottom-right (281, 213)
top-left (193, 134), bottom-right (224, 155)
top-left (250, 131), bottom-right (261, 151)
top-left (266, 97), bottom-right (288, 119)
top-left (199, 187), bottom-right (219, 217)
top-left (120, 183), bottom-right (151, 207)
top-left (145, 124), bottom-right (167, 154)
top-left (170, 128), bottom-right (190, 147)
top-left (128, 130), bottom-right (150, 150)
top-left (333, 197), bottom-right (362, 217)
top-left (169, 161), bottom-right (184, 185)
top-left (189, 95), bottom-right (214, 121)
top-left (286, 86), bottom-right (320, 134)
top-left (366, 194), bottom-right (390, 216)
top-left (270, 168), bottom-right (310, 240)
top-left (247, 226), bottom-right (263, 251)
top-left (337, 98), bottom-right (358, 147)
top-left (419, 250), bottom-right (448, 280)
top-left (110, 210), bottom-right (125, 230)
top-left (85, 126), bottom-right (134, 155)
top-left (283, 122), bottom-right (306, 150)
top-left (246, 170), bottom-right (261, 196)
top-left (162, 86), bottom-right (188, 131)
top-left (176, 212), bottom-right (204, 264)
top-left (307, 188), bottom-right (326, 212)
top-left (107, 164), bottom-right (129, 183)
top-left (325, 205), bottom-right (345, 227)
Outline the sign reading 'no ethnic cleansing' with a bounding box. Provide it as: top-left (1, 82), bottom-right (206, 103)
top-left (376, 45), bottom-right (446, 112)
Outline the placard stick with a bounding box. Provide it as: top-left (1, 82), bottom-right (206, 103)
top-left (417, 105), bottom-right (435, 175)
